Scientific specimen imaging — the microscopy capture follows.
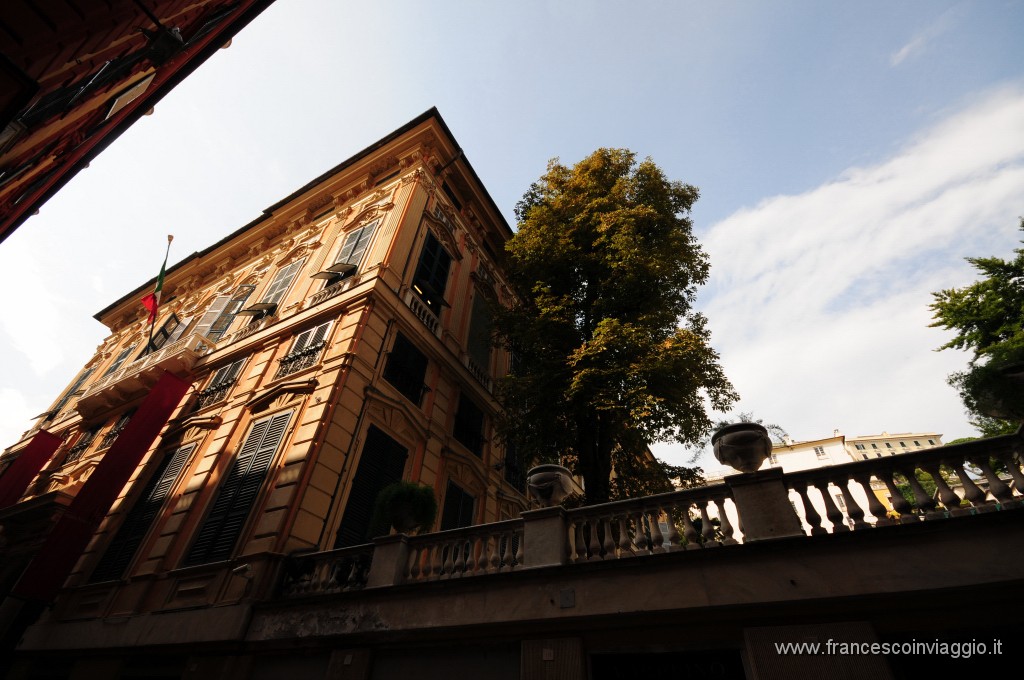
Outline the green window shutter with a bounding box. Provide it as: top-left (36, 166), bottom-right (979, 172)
top-left (90, 443), bottom-right (196, 582)
top-left (383, 332), bottom-right (428, 405)
top-left (335, 219), bottom-right (378, 269)
top-left (333, 426), bottom-right (409, 548)
top-left (185, 411), bottom-right (292, 565)
top-left (440, 480), bottom-right (475, 530)
top-left (103, 344), bottom-right (136, 377)
top-left (412, 231), bottom-right (451, 312)
top-left (466, 293), bottom-right (492, 372)
top-left (193, 296), bottom-right (231, 338)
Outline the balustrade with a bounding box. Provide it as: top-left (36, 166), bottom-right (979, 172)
top-left (276, 432), bottom-right (1023, 598)
top-left (280, 546), bottom-right (372, 596)
top-left (274, 341), bottom-right (326, 379)
top-left (405, 520), bottom-right (524, 581)
top-left (566, 486), bottom-right (736, 561)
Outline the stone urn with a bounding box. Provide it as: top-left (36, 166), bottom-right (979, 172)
top-left (712, 423), bottom-right (773, 473)
top-left (526, 464), bottom-right (574, 507)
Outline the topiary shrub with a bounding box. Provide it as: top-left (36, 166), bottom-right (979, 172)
top-left (368, 481), bottom-right (437, 538)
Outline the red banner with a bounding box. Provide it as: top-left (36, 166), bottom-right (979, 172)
top-left (0, 430), bottom-right (62, 510)
top-left (13, 371), bottom-right (190, 602)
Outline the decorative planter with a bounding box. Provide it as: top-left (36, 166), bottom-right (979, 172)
top-left (712, 423), bottom-right (773, 473)
top-left (526, 464), bottom-right (574, 507)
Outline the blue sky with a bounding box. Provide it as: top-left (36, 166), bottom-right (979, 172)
top-left (2, 1), bottom-right (1023, 469)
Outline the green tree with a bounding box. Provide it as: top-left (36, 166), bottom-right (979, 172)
top-left (930, 219), bottom-right (1024, 430)
top-left (495, 149), bottom-right (737, 504)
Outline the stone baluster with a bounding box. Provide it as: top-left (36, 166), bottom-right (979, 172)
top-left (453, 539), bottom-right (467, 575)
top-left (681, 509), bottom-right (700, 549)
top-left (633, 512), bottom-right (649, 553)
top-left (601, 517), bottom-right (617, 559)
top-left (992, 450), bottom-right (1024, 498)
top-left (617, 516), bottom-right (633, 556)
top-left (878, 471), bottom-right (915, 523)
top-left (649, 509), bottom-right (665, 554)
top-left (408, 545), bottom-right (422, 580)
top-left (587, 518), bottom-right (603, 560)
top-left (948, 462), bottom-right (989, 511)
top-left (791, 480), bottom-right (825, 535)
top-left (836, 480), bottom-right (868, 530)
top-left (476, 537), bottom-right (489, 573)
top-left (853, 473), bottom-right (892, 527)
top-left (488, 535), bottom-right (500, 572)
top-left (921, 463), bottom-right (965, 517)
top-left (514, 530), bottom-right (524, 565)
top-left (901, 468), bottom-right (936, 516)
top-left (663, 508), bottom-right (682, 549)
top-left (971, 457), bottom-right (1014, 505)
top-left (714, 497), bottom-right (737, 545)
top-left (442, 542), bottom-right (455, 576)
top-left (817, 481), bottom-right (850, 533)
top-left (699, 501), bottom-right (719, 546)
top-left (573, 520), bottom-right (585, 562)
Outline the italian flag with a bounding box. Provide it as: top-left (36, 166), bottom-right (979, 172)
top-left (141, 235), bottom-right (174, 325)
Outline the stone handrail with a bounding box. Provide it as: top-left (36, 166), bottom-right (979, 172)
top-left (80, 333), bottom-right (216, 400)
top-left (404, 519), bottom-right (524, 581)
top-left (565, 484), bottom-right (737, 561)
top-left (280, 544), bottom-right (373, 596)
top-left (782, 432), bottom-right (1024, 534)
top-left (276, 433), bottom-right (1023, 597)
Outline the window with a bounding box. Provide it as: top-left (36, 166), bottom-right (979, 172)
top-left (441, 480), bottom-right (475, 530)
top-left (854, 444), bottom-right (865, 451)
top-left (194, 285), bottom-right (255, 341)
top-left (453, 394), bottom-right (485, 457)
top-left (502, 441), bottom-right (525, 492)
top-left (143, 313), bottom-right (191, 355)
top-left (103, 344), bottom-right (136, 377)
top-left (90, 443), bottom-right (196, 582)
top-left (332, 220), bottom-right (377, 278)
top-left (899, 441), bottom-right (907, 448)
top-left (914, 440), bottom-right (921, 446)
top-left (861, 453), bottom-right (869, 460)
top-left (885, 442), bottom-right (893, 449)
top-left (412, 231), bottom-right (451, 314)
top-left (834, 494), bottom-right (846, 510)
top-left (186, 411), bottom-right (292, 565)
top-left (261, 258), bottom-right (306, 307)
top-left (194, 357), bottom-right (246, 410)
top-left (50, 367), bottom-right (94, 416)
top-left (928, 439), bottom-right (936, 445)
top-left (64, 425), bottom-right (101, 465)
top-left (98, 409), bottom-right (135, 449)
top-left (275, 321), bottom-right (331, 379)
top-left (813, 446), bottom-right (826, 459)
top-left (383, 333), bottom-right (428, 405)
top-left (871, 443), bottom-right (878, 449)
top-left (334, 426), bottom-right (409, 548)
top-left (769, 452), bottom-right (778, 465)
top-left (466, 293), bottom-right (492, 377)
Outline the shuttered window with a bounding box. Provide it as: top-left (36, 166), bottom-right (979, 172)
top-left (185, 412), bottom-right (292, 565)
top-left (382, 333), bottom-right (428, 405)
top-left (194, 285), bottom-right (255, 341)
top-left (103, 344), bottom-right (136, 377)
top-left (466, 293), bottom-right (492, 373)
top-left (440, 480), bottom-right (475, 530)
top-left (334, 220), bottom-right (377, 272)
top-left (333, 426), bottom-right (409, 548)
top-left (51, 367), bottom-right (94, 415)
top-left (453, 394), bottom-right (485, 457)
top-left (261, 259), bottom-right (305, 306)
top-left (412, 231), bottom-right (451, 313)
top-left (90, 443), bottom-right (196, 582)
top-left (291, 321), bottom-right (331, 355)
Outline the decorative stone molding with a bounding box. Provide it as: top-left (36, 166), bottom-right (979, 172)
top-left (246, 379), bottom-right (318, 414)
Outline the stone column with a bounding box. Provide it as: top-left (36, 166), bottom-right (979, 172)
top-left (521, 506), bottom-right (569, 568)
top-left (725, 468), bottom-right (805, 541)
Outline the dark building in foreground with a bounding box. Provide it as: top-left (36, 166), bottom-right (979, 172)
top-left (1, 0), bottom-right (277, 243)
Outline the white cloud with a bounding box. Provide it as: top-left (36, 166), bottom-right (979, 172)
top-left (656, 85), bottom-right (1024, 469)
top-left (890, 5), bottom-right (962, 66)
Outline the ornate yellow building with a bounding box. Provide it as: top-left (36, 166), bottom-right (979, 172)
top-left (0, 108), bottom-right (525, 629)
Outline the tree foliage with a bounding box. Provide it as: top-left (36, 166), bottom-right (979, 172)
top-left (495, 149), bottom-right (737, 504)
top-left (931, 219), bottom-right (1024, 428)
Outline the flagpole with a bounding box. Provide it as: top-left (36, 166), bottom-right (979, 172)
top-left (146, 235), bottom-right (174, 352)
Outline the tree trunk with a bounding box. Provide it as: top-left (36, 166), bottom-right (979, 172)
top-left (575, 410), bottom-right (612, 505)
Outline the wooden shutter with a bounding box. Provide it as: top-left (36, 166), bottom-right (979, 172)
top-left (440, 480), bottom-right (475, 530)
top-left (292, 321), bottom-right (331, 354)
top-left (335, 219), bottom-right (377, 268)
top-left (185, 412), bottom-right (292, 565)
top-left (382, 332), bottom-right (428, 404)
top-left (209, 358), bottom-right (245, 387)
top-left (333, 426), bottom-right (409, 548)
top-left (262, 259), bottom-right (305, 305)
top-left (467, 293), bottom-right (492, 371)
top-left (193, 296), bottom-right (231, 338)
top-left (103, 344), bottom-right (136, 377)
top-left (412, 231), bottom-right (452, 308)
top-left (90, 443), bottom-right (196, 582)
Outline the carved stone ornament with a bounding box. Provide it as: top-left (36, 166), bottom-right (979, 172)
top-left (712, 423), bottom-right (773, 473)
top-left (527, 464), bottom-right (575, 508)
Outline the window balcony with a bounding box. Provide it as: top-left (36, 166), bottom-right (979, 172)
top-left (76, 333), bottom-right (215, 419)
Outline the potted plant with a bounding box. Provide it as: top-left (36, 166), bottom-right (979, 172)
top-left (711, 422), bottom-right (774, 473)
top-left (369, 481), bottom-right (438, 537)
